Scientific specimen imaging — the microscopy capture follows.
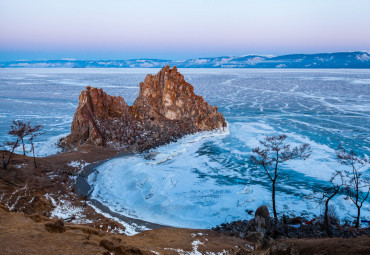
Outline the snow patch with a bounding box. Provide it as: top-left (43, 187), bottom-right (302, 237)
top-left (86, 202), bottom-right (150, 236)
top-left (67, 160), bottom-right (90, 170)
top-left (44, 194), bottom-right (92, 224)
top-left (14, 163), bottom-right (27, 169)
top-left (165, 240), bottom-right (228, 255)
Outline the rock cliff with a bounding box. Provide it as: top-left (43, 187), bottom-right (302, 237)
top-left (60, 66), bottom-right (227, 151)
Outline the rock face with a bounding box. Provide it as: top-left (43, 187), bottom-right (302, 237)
top-left (60, 66), bottom-right (227, 151)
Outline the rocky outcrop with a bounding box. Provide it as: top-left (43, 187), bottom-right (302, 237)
top-left (60, 66), bottom-right (227, 151)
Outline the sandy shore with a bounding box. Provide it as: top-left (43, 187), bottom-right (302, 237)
top-left (76, 149), bottom-right (168, 232)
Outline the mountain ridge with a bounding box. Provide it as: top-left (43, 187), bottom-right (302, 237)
top-left (1, 51), bottom-right (370, 68)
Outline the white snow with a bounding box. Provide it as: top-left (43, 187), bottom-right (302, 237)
top-left (189, 240), bottom-right (204, 255)
top-left (86, 201), bottom-right (149, 236)
top-left (164, 240), bottom-right (227, 255)
top-left (14, 163), bottom-right (27, 169)
top-left (67, 160), bottom-right (90, 170)
top-left (44, 194), bottom-right (92, 224)
top-left (244, 243), bottom-right (254, 251)
top-left (356, 53), bottom-right (370, 62)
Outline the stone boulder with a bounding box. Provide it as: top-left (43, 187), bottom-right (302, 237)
top-left (60, 66), bottom-right (227, 151)
top-left (254, 205), bottom-right (271, 233)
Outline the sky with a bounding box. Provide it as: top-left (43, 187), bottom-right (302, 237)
top-left (0, 0), bottom-right (369, 61)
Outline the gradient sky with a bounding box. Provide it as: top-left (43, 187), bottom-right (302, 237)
top-left (0, 0), bottom-right (369, 61)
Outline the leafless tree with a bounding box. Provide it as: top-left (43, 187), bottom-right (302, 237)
top-left (307, 171), bottom-right (344, 228)
top-left (8, 120), bottom-right (31, 156)
top-left (2, 121), bottom-right (44, 169)
top-left (28, 124), bottom-right (43, 168)
top-left (336, 145), bottom-right (369, 228)
top-left (2, 141), bottom-right (20, 169)
top-left (250, 134), bottom-right (312, 220)
top-left (1, 142), bottom-right (8, 169)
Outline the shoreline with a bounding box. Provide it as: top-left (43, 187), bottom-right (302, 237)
top-left (1, 141), bottom-right (370, 254)
top-left (76, 149), bottom-right (169, 233)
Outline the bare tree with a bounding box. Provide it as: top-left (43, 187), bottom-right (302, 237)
top-left (336, 145), bottom-right (369, 228)
top-left (8, 120), bottom-right (31, 156)
top-left (307, 171), bottom-right (344, 228)
top-left (250, 134), bottom-right (312, 220)
top-left (28, 124), bottom-right (43, 168)
top-left (3, 141), bottom-right (20, 169)
top-left (1, 142), bottom-right (8, 169)
top-left (2, 121), bottom-right (44, 169)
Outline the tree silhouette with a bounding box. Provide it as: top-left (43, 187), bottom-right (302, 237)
top-left (2, 121), bottom-right (44, 169)
top-left (2, 141), bottom-right (20, 169)
top-left (307, 171), bottom-right (344, 229)
top-left (8, 120), bottom-right (31, 156)
top-left (28, 124), bottom-right (43, 168)
top-left (336, 145), bottom-right (369, 228)
top-left (250, 134), bottom-right (311, 220)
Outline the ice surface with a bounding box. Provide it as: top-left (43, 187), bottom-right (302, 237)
top-left (1, 68), bottom-right (369, 227)
top-left (89, 126), bottom-right (369, 228)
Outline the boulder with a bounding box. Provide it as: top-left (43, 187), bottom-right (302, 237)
top-left (254, 205), bottom-right (271, 233)
top-left (255, 205), bottom-right (270, 220)
top-left (60, 66), bottom-right (227, 151)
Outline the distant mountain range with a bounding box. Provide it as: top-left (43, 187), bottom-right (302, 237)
top-left (1, 51), bottom-right (370, 68)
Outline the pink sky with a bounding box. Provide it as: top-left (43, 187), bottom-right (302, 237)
top-left (1, 0), bottom-right (369, 60)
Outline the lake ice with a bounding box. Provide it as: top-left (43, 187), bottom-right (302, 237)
top-left (1, 68), bottom-right (369, 228)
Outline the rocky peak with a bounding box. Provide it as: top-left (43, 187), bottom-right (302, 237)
top-left (60, 66), bottom-right (227, 151)
top-left (81, 86), bottom-right (130, 119)
top-left (133, 66), bottom-right (225, 130)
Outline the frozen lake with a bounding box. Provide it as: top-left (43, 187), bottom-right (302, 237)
top-left (1, 68), bottom-right (369, 227)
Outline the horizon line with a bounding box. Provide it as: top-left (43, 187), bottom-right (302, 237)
top-left (2, 50), bottom-right (369, 62)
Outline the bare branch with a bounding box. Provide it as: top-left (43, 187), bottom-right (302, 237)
top-left (250, 134), bottom-right (311, 220)
top-left (338, 145), bottom-right (369, 227)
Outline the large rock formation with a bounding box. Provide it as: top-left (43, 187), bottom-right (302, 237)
top-left (60, 66), bottom-right (227, 151)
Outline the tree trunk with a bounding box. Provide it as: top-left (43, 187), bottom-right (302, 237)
top-left (31, 143), bottom-right (37, 168)
top-left (6, 140), bottom-right (19, 166)
top-left (324, 199), bottom-right (329, 227)
top-left (356, 206), bottom-right (360, 228)
top-left (21, 138), bottom-right (26, 156)
top-left (272, 180), bottom-right (277, 220)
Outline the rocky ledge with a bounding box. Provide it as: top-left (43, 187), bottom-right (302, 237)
top-left (59, 66), bottom-right (227, 151)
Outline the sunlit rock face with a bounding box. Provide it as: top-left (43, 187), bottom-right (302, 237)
top-left (60, 66), bottom-right (227, 151)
